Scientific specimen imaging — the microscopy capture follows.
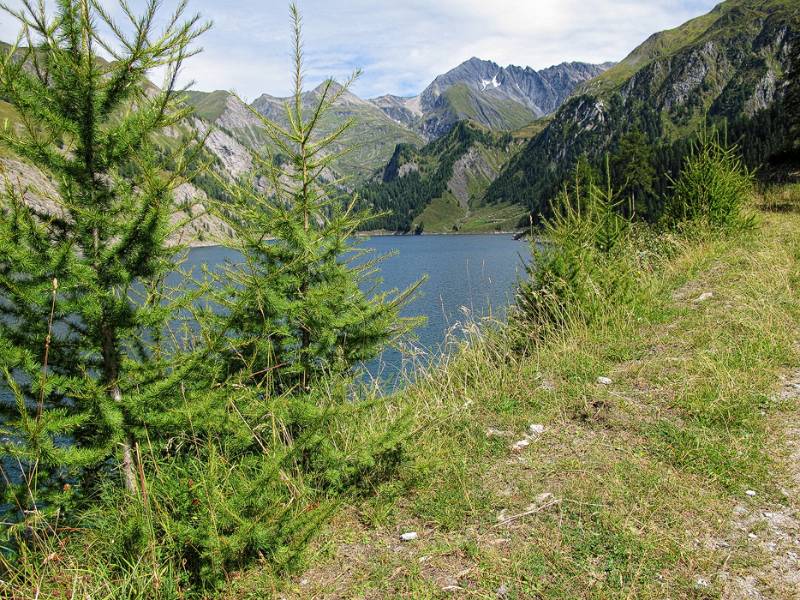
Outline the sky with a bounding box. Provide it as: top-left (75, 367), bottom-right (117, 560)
top-left (0, 0), bottom-right (721, 101)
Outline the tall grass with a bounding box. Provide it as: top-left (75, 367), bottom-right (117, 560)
top-left (1, 375), bottom-right (412, 598)
top-left (516, 131), bottom-right (757, 343)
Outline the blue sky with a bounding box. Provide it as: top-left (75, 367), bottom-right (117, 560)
top-left (0, 0), bottom-right (720, 100)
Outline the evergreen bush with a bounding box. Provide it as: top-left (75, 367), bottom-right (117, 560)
top-left (515, 158), bottom-right (637, 334)
top-left (203, 4), bottom-right (422, 409)
top-left (665, 128), bottom-right (755, 231)
top-left (0, 0), bottom-right (209, 521)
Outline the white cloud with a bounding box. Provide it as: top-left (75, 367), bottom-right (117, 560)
top-left (0, 0), bottom-right (721, 99)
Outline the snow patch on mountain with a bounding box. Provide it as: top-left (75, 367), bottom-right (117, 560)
top-left (480, 75), bottom-right (501, 91)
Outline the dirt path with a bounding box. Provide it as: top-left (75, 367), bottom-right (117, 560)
top-left (723, 371), bottom-right (800, 599)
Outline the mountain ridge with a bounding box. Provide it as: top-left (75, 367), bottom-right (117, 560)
top-left (184, 56), bottom-right (613, 182)
top-left (484, 0), bottom-right (799, 220)
top-left (376, 58), bottom-right (613, 138)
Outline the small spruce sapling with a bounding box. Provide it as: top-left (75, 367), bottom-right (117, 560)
top-left (0, 0), bottom-right (210, 516)
top-left (207, 4), bottom-right (422, 396)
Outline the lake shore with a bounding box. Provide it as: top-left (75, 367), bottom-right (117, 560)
top-left (186, 229), bottom-right (528, 248)
top-left (261, 203), bottom-right (800, 599)
top-left (183, 235), bottom-right (531, 378)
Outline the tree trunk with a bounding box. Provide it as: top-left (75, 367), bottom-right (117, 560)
top-left (103, 323), bottom-right (137, 494)
top-left (112, 384), bottom-right (137, 493)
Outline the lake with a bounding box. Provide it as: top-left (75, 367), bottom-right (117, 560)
top-left (182, 234), bottom-right (531, 382)
top-left (0, 234), bottom-right (530, 404)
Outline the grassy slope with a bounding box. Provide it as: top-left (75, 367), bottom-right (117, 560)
top-left (411, 141), bottom-right (525, 233)
top-left (184, 90), bottom-right (231, 123)
top-left (457, 202), bottom-right (529, 233)
top-left (512, 116), bottom-right (552, 140)
top-left (228, 193), bottom-right (800, 598)
top-left (413, 198), bottom-right (528, 234)
top-left (413, 192), bottom-right (466, 232)
top-left (0, 100), bottom-right (19, 157)
top-left (323, 107), bottom-right (425, 181)
top-left (582, 8), bottom-right (720, 94)
top-left (584, 0), bottom-right (798, 97)
top-left (443, 84), bottom-right (539, 132)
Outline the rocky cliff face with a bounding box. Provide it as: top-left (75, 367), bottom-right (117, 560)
top-left (367, 94), bottom-right (422, 129)
top-left (213, 94), bottom-right (266, 148)
top-left (369, 58), bottom-right (611, 139)
top-left (487, 0), bottom-right (800, 215)
top-left (608, 5), bottom-right (795, 122)
top-left (420, 58), bottom-right (611, 117)
top-left (192, 118), bottom-right (253, 180)
top-left (446, 145), bottom-right (506, 209)
top-left (0, 156), bottom-right (232, 246)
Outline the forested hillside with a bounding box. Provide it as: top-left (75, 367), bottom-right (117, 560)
top-left (358, 121), bottom-right (525, 232)
top-left (485, 0), bottom-right (800, 222)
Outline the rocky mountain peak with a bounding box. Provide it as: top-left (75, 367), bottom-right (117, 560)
top-left (308, 80), bottom-right (370, 107)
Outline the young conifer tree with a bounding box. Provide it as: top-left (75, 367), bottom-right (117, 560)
top-left (210, 4), bottom-right (421, 397)
top-left (0, 0), bottom-right (209, 512)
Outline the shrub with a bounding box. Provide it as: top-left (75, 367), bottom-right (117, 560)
top-left (515, 160), bottom-right (637, 335)
top-left (665, 128), bottom-right (755, 231)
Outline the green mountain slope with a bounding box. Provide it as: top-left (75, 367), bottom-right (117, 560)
top-left (429, 83), bottom-right (539, 133)
top-left (486, 0), bottom-right (800, 220)
top-left (359, 121), bottom-right (527, 233)
top-left (185, 89), bottom-right (230, 122)
top-left (251, 84), bottom-right (425, 181)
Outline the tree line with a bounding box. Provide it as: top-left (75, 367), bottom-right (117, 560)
top-left (358, 121), bottom-right (511, 232)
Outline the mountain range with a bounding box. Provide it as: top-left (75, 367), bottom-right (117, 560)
top-left (183, 57), bottom-right (612, 182)
top-left (368, 58), bottom-right (612, 138)
top-left (1, 0), bottom-right (797, 238)
top-left (362, 0), bottom-right (798, 231)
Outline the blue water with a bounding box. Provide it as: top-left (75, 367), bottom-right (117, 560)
top-left (1, 235), bottom-right (529, 400)
top-left (181, 234), bottom-right (530, 381)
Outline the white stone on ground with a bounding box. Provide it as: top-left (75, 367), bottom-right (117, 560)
top-left (693, 292), bottom-right (714, 303)
top-left (528, 424), bottom-right (545, 436)
top-left (511, 438), bottom-right (531, 451)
